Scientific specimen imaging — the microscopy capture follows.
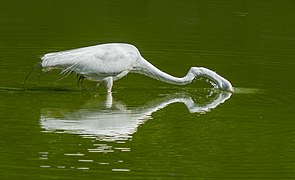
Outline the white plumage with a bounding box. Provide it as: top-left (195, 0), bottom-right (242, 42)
top-left (40, 43), bottom-right (234, 92)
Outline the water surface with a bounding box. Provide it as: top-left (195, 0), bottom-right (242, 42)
top-left (1, 0), bottom-right (295, 179)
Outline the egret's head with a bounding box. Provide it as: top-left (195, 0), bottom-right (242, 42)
top-left (220, 79), bottom-right (234, 92)
top-left (189, 67), bottom-right (234, 92)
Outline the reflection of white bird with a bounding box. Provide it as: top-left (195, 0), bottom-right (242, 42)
top-left (40, 43), bottom-right (233, 92)
top-left (41, 92), bottom-right (231, 141)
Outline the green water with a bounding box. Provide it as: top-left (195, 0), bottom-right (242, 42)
top-left (1, 0), bottom-right (295, 179)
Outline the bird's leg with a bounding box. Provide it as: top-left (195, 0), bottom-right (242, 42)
top-left (105, 92), bottom-right (113, 108)
top-left (77, 75), bottom-right (85, 86)
top-left (104, 77), bottom-right (113, 93)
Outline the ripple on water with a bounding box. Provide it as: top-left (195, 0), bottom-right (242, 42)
top-left (233, 87), bottom-right (263, 94)
top-left (78, 159), bottom-right (94, 162)
top-left (112, 168), bottom-right (130, 172)
top-left (64, 153), bottom-right (85, 156)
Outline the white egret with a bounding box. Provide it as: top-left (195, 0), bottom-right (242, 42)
top-left (36, 43), bottom-right (233, 92)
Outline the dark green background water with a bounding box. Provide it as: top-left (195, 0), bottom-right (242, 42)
top-left (1, 0), bottom-right (295, 179)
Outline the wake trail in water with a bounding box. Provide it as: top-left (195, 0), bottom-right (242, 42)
top-left (233, 87), bottom-right (263, 94)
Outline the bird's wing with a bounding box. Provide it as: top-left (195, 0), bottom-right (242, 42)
top-left (41, 44), bottom-right (138, 76)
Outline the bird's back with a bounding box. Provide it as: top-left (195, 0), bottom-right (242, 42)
top-left (41, 43), bottom-right (140, 79)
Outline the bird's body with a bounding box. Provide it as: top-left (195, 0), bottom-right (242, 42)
top-left (40, 43), bottom-right (233, 92)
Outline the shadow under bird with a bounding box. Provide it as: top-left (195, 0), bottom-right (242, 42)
top-left (26, 43), bottom-right (234, 92)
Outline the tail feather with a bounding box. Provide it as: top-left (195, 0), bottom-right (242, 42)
top-left (23, 62), bottom-right (42, 89)
top-left (41, 52), bottom-right (72, 68)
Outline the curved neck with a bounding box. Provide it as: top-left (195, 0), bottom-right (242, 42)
top-left (135, 57), bottom-right (194, 85)
top-left (134, 57), bottom-right (233, 91)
